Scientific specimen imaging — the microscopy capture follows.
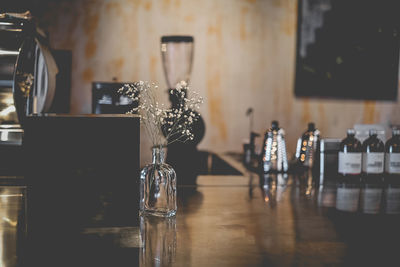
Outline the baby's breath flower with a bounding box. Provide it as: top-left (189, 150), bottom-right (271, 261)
top-left (119, 80), bottom-right (203, 146)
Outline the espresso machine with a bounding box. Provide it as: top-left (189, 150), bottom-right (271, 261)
top-left (0, 11), bottom-right (58, 174)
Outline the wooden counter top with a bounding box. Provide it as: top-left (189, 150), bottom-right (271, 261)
top-left (2, 156), bottom-right (400, 266)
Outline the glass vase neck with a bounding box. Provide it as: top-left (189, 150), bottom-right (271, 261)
top-left (152, 146), bottom-right (165, 164)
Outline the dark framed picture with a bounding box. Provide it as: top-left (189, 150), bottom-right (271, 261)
top-left (294, 0), bottom-right (400, 100)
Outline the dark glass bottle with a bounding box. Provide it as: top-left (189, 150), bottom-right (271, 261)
top-left (336, 129), bottom-right (362, 212)
top-left (384, 129), bottom-right (400, 214)
top-left (360, 129), bottom-right (385, 214)
top-left (338, 129), bottom-right (362, 180)
top-left (362, 129), bottom-right (385, 176)
top-left (385, 129), bottom-right (400, 178)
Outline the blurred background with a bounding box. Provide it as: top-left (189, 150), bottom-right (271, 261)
top-left (2, 0), bottom-right (400, 163)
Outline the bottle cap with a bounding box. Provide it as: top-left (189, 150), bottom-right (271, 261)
top-left (308, 122), bottom-right (315, 131)
top-left (347, 129), bottom-right (356, 136)
top-left (271, 120), bottom-right (279, 130)
top-left (369, 129), bottom-right (378, 136)
top-left (393, 128), bottom-right (400, 136)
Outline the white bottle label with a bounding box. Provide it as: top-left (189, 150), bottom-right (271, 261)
top-left (336, 187), bottom-right (360, 212)
top-left (361, 188), bottom-right (382, 214)
top-left (338, 152), bottom-right (362, 174)
top-left (385, 187), bottom-right (400, 214)
top-left (385, 153), bottom-right (400, 174)
top-left (362, 152), bottom-right (384, 173)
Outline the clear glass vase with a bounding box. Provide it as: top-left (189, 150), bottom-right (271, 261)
top-left (140, 146), bottom-right (177, 217)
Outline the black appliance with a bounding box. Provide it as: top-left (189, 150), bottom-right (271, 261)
top-left (23, 114), bottom-right (141, 265)
top-left (0, 11), bottom-right (60, 175)
top-left (92, 82), bottom-right (137, 114)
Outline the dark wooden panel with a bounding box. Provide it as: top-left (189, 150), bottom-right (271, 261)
top-left (23, 114), bottom-right (140, 265)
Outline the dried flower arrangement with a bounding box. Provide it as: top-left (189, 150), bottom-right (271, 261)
top-left (118, 81), bottom-right (203, 147)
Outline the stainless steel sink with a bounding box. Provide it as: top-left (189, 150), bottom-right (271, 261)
top-left (196, 151), bottom-right (243, 175)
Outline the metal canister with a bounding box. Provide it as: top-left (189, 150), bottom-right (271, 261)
top-left (261, 121), bottom-right (288, 173)
top-left (295, 122), bottom-right (320, 168)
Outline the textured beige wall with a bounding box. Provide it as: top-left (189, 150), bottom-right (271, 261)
top-left (41, 0), bottom-right (400, 162)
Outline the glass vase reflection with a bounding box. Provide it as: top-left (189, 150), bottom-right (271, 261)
top-left (140, 146), bottom-right (177, 217)
top-left (140, 215), bottom-right (177, 267)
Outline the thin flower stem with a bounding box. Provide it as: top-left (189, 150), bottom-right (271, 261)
top-left (119, 81), bottom-right (203, 147)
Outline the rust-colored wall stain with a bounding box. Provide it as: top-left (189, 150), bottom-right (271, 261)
top-left (363, 101), bottom-right (376, 124)
top-left (318, 103), bottom-right (326, 131)
top-left (133, 0), bottom-right (143, 7)
top-left (282, 89), bottom-right (293, 122)
top-left (207, 25), bottom-right (221, 36)
top-left (273, 0), bottom-right (294, 9)
top-left (144, 1), bottom-right (152, 11)
top-left (105, 2), bottom-right (122, 15)
top-left (240, 7), bottom-right (248, 41)
top-left (244, 0), bottom-right (257, 4)
top-left (273, 0), bottom-right (297, 13)
top-left (273, 85), bottom-right (280, 113)
top-left (174, 0), bottom-right (181, 8)
top-left (82, 0), bottom-right (99, 10)
top-left (272, 0), bottom-right (282, 8)
top-left (60, 25), bottom-right (78, 49)
top-left (41, 2), bottom-right (78, 49)
top-left (82, 10), bottom-right (99, 59)
top-left (162, 0), bottom-right (171, 7)
top-left (375, 109), bottom-right (380, 123)
top-left (110, 58), bottom-right (125, 79)
top-left (85, 40), bottom-right (97, 59)
top-left (149, 55), bottom-right (158, 79)
top-left (83, 13), bottom-right (99, 35)
top-left (207, 73), bottom-right (227, 141)
top-left (206, 16), bottom-right (227, 141)
top-left (301, 99), bottom-right (311, 124)
top-left (207, 15), bottom-right (223, 37)
top-left (121, 2), bottom-right (139, 47)
top-left (281, 15), bottom-right (295, 36)
top-left (280, 0), bottom-right (296, 36)
top-left (118, 1), bottom-right (139, 82)
top-left (114, 58), bottom-right (125, 70)
top-left (82, 68), bottom-right (94, 82)
top-left (184, 15), bottom-right (195, 23)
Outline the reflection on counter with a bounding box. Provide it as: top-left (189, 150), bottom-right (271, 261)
top-left (360, 184), bottom-right (383, 214)
top-left (336, 183), bottom-right (360, 212)
top-left (260, 171), bottom-right (400, 215)
top-left (0, 186), bottom-right (26, 267)
top-left (140, 216), bottom-right (176, 267)
top-left (261, 173), bottom-right (289, 206)
top-left (385, 185), bottom-right (400, 214)
top-left (317, 183), bottom-right (336, 208)
top-left (316, 175), bottom-right (400, 215)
